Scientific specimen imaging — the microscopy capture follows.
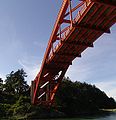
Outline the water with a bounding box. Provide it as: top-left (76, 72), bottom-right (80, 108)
top-left (45, 112), bottom-right (116, 120)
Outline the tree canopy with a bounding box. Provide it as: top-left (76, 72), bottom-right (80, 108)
top-left (55, 77), bottom-right (116, 116)
top-left (4, 69), bottom-right (29, 95)
top-left (0, 70), bottom-right (116, 119)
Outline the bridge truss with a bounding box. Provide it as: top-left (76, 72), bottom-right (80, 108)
top-left (31, 0), bottom-right (116, 105)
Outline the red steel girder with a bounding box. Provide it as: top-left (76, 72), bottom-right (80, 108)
top-left (31, 0), bottom-right (116, 106)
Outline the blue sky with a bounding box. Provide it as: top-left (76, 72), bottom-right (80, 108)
top-left (0, 1), bottom-right (116, 99)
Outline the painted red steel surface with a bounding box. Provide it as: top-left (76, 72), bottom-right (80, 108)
top-left (31, 0), bottom-right (116, 105)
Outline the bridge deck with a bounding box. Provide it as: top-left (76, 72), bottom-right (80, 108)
top-left (47, 1), bottom-right (115, 70)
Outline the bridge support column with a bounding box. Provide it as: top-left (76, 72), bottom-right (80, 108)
top-left (31, 81), bottom-right (36, 104)
top-left (46, 82), bottom-right (50, 102)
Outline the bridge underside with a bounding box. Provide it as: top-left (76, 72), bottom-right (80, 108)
top-left (31, 0), bottom-right (116, 106)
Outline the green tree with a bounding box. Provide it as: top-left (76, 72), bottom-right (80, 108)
top-left (4, 69), bottom-right (29, 96)
top-left (10, 95), bottom-right (31, 116)
top-left (0, 78), bottom-right (3, 92)
top-left (0, 78), bottom-right (4, 103)
top-left (55, 77), bottom-right (116, 116)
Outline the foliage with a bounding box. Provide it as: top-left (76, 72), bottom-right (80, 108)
top-left (0, 78), bottom-right (3, 91)
top-left (11, 96), bottom-right (31, 116)
top-left (0, 103), bottom-right (11, 117)
top-left (55, 77), bottom-right (116, 116)
top-left (0, 78), bottom-right (4, 103)
top-left (4, 69), bottom-right (29, 96)
top-left (0, 70), bottom-right (116, 119)
top-left (0, 69), bottom-right (30, 119)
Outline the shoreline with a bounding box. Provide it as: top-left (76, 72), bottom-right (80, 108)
top-left (1, 108), bottom-right (116, 120)
top-left (35, 109), bottom-right (116, 120)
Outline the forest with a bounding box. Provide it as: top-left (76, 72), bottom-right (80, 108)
top-left (0, 69), bottom-right (116, 119)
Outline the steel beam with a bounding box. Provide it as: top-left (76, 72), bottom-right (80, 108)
top-left (32, 0), bottom-right (116, 106)
top-left (91, 0), bottom-right (116, 8)
top-left (66, 41), bottom-right (94, 47)
top-left (57, 53), bottom-right (82, 57)
top-left (54, 61), bottom-right (72, 65)
top-left (73, 24), bottom-right (111, 33)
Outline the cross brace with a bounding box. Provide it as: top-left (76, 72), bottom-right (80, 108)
top-left (73, 24), bottom-right (111, 33)
top-left (45, 64), bottom-right (68, 71)
top-left (57, 53), bottom-right (81, 57)
top-left (65, 41), bottom-right (94, 47)
top-left (91, 0), bottom-right (116, 8)
top-left (53, 61), bottom-right (72, 65)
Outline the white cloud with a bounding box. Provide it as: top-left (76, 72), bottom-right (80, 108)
top-left (66, 59), bottom-right (92, 82)
top-left (66, 61), bottom-right (116, 100)
top-left (33, 41), bottom-right (46, 49)
top-left (18, 59), bottom-right (40, 85)
top-left (65, 31), bottom-right (116, 100)
top-left (0, 73), bottom-right (5, 80)
top-left (94, 80), bottom-right (116, 100)
top-left (107, 88), bottom-right (116, 100)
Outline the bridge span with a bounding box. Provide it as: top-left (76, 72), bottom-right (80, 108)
top-left (31, 0), bottom-right (116, 105)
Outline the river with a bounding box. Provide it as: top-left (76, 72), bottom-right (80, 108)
top-left (45, 112), bottom-right (116, 120)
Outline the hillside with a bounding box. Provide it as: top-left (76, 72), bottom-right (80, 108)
top-left (0, 69), bottom-right (116, 119)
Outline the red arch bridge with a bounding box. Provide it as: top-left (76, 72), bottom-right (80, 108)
top-left (31, 0), bottom-right (116, 106)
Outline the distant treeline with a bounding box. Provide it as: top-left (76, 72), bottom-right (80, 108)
top-left (0, 69), bottom-right (116, 119)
